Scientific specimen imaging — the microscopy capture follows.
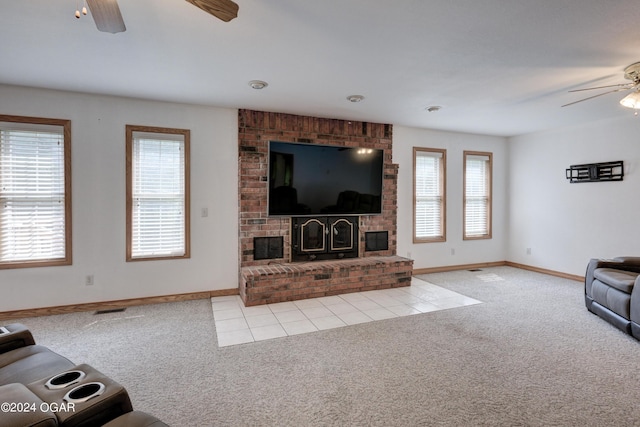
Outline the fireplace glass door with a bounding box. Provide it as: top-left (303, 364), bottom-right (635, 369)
top-left (299, 218), bottom-right (326, 253)
top-left (330, 219), bottom-right (354, 252)
top-left (292, 216), bottom-right (358, 261)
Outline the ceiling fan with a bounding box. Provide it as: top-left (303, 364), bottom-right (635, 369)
top-left (83, 0), bottom-right (239, 34)
top-left (562, 62), bottom-right (640, 109)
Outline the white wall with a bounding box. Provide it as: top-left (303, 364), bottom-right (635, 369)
top-left (7, 84), bottom-right (633, 311)
top-left (0, 85), bottom-right (238, 311)
top-left (508, 115), bottom-right (640, 276)
top-left (393, 126), bottom-right (509, 270)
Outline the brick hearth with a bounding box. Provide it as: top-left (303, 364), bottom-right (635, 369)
top-left (238, 110), bottom-right (413, 306)
top-left (240, 256), bottom-right (413, 306)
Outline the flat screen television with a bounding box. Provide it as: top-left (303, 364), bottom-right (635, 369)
top-left (268, 141), bottom-right (384, 216)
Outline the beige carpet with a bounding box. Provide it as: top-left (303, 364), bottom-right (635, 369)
top-left (8, 267), bottom-right (640, 426)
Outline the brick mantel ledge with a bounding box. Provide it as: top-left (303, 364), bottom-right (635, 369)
top-left (240, 255), bottom-right (414, 306)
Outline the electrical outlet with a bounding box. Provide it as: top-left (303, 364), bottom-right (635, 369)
top-left (450, 248), bottom-right (456, 256)
top-left (526, 248), bottom-right (532, 255)
top-left (85, 275), bottom-right (94, 286)
top-left (201, 207), bottom-right (209, 218)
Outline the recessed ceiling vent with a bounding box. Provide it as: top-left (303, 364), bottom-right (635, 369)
top-left (248, 80), bottom-right (268, 90)
top-left (347, 95), bottom-right (365, 103)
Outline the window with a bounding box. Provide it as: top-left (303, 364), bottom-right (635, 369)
top-left (413, 147), bottom-right (446, 242)
top-left (464, 151), bottom-right (492, 240)
top-left (0, 115), bottom-right (72, 269)
top-left (126, 125), bottom-right (190, 261)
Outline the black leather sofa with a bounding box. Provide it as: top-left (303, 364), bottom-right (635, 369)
top-left (585, 257), bottom-right (640, 339)
top-left (0, 323), bottom-right (168, 427)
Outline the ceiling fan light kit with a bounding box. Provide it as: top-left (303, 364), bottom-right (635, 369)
top-left (619, 62), bottom-right (640, 110)
top-left (619, 90), bottom-right (640, 109)
top-left (564, 61), bottom-right (640, 110)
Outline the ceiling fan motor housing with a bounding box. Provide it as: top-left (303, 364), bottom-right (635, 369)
top-left (623, 62), bottom-right (640, 84)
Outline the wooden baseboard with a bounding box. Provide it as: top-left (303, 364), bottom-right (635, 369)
top-left (1, 261), bottom-right (584, 321)
top-left (412, 261), bottom-right (507, 275)
top-left (413, 261), bottom-right (584, 282)
top-left (0, 288), bottom-right (239, 321)
top-left (504, 261), bottom-right (584, 282)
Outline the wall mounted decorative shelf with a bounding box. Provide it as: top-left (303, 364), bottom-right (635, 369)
top-left (565, 161), bottom-right (624, 183)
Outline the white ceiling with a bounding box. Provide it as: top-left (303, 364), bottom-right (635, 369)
top-left (2, 0), bottom-right (640, 137)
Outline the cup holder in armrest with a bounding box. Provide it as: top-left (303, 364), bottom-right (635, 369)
top-left (28, 364), bottom-right (133, 426)
top-left (45, 370), bottom-right (86, 390)
top-left (63, 382), bottom-right (106, 404)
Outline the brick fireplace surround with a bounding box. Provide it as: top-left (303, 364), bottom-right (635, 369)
top-left (238, 110), bottom-right (413, 306)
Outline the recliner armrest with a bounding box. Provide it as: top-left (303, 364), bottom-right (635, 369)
top-left (605, 258), bottom-right (640, 274)
top-left (585, 258), bottom-right (640, 297)
top-left (0, 323), bottom-right (36, 354)
top-left (586, 257), bottom-right (640, 280)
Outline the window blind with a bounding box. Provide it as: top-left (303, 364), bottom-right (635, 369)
top-left (0, 126), bottom-right (66, 262)
top-left (465, 154), bottom-right (490, 237)
top-left (131, 133), bottom-right (185, 258)
top-left (415, 150), bottom-right (444, 240)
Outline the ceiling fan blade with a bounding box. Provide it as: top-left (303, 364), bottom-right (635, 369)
top-left (569, 83), bottom-right (634, 93)
top-left (185, 0), bottom-right (239, 22)
top-left (561, 87), bottom-right (631, 107)
top-left (86, 0), bottom-right (126, 33)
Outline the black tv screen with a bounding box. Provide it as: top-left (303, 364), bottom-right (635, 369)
top-left (268, 141), bottom-right (384, 216)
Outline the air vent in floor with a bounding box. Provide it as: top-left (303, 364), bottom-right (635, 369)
top-left (94, 308), bottom-right (126, 315)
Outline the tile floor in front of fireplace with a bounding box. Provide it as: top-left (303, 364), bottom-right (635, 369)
top-left (211, 277), bottom-right (481, 347)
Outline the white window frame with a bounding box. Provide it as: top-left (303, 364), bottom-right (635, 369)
top-left (413, 147), bottom-right (446, 243)
top-left (463, 151), bottom-right (492, 240)
top-left (0, 115), bottom-right (72, 269)
top-left (126, 125), bottom-right (190, 261)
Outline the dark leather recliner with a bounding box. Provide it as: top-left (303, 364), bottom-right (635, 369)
top-left (0, 323), bottom-right (169, 426)
top-left (0, 324), bottom-right (75, 386)
top-left (585, 257), bottom-right (640, 339)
